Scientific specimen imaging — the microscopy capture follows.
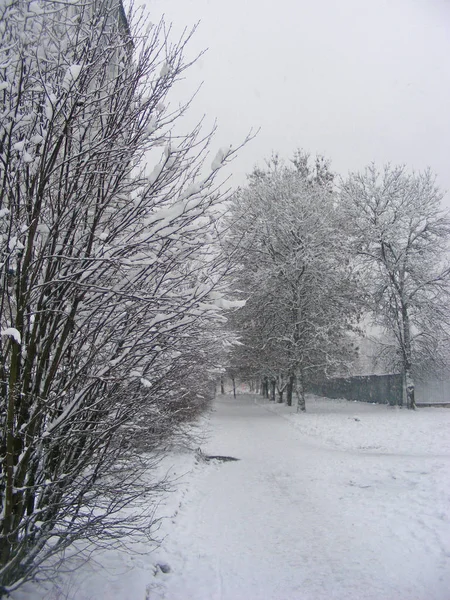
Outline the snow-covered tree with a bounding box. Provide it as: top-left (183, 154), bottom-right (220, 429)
top-left (0, 0), bottom-right (245, 592)
top-left (227, 154), bottom-right (359, 411)
top-left (341, 165), bottom-right (450, 409)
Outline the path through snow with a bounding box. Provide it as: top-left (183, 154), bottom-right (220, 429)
top-left (152, 394), bottom-right (450, 600)
top-left (14, 394), bottom-right (450, 600)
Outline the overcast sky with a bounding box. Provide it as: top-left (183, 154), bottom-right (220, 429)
top-left (141, 0), bottom-right (450, 204)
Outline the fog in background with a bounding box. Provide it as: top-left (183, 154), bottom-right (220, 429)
top-left (142, 0), bottom-right (450, 203)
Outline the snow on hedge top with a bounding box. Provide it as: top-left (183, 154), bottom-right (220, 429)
top-left (211, 146), bottom-right (231, 171)
top-left (45, 94), bottom-right (57, 120)
top-left (199, 292), bottom-right (246, 311)
top-left (159, 62), bottom-right (170, 77)
top-left (13, 140), bottom-right (26, 152)
top-left (62, 65), bottom-right (82, 91)
top-left (1, 328), bottom-right (21, 344)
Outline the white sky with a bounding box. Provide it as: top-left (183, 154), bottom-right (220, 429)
top-left (141, 0), bottom-right (450, 204)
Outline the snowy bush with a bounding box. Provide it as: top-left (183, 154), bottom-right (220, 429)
top-left (0, 0), bottom-right (245, 592)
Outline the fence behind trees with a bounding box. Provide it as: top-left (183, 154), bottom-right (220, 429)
top-left (309, 374), bottom-right (403, 405)
top-left (415, 379), bottom-right (450, 406)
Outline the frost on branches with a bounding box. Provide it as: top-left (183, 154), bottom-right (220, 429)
top-left (0, 0), bottom-right (243, 592)
top-left (341, 165), bottom-right (450, 410)
top-left (225, 153), bottom-right (360, 411)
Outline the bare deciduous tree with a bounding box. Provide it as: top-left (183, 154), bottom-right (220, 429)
top-left (0, 0), bottom-right (247, 592)
top-left (341, 164), bottom-right (450, 409)
top-left (226, 154), bottom-right (359, 411)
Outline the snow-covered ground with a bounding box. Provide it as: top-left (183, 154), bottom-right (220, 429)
top-left (15, 394), bottom-right (450, 600)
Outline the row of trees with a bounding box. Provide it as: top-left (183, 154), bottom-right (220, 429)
top-left (225, 154), bottom-right (360, 410)
top-left (0, 0), bottom-right (245, 593)
top-left (1, 0), bottom-right (449, 593)
top-left (225, 155), bottom-right (450, 412)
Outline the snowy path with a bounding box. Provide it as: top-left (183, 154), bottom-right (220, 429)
top-left (153, 394), bottom-right (450, 600)
top-left (15, 394), bottom-right (450, 600)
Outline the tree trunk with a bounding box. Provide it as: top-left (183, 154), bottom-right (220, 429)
top-left (402, 305), bottom-right (416, 410)
top-left (296, 370), bottom-right (306, 412)
top-left (286, 373), bottom-right (294, 406)
top-left (404, 369), bottom-right (415, 410)
top-left (220, 376), bottom-right (225, 395)
top-left (276, 376), bottom-right (285, 403)
top-left (270, 378), bottom-right (276, 402)
top-left (232, 377), bottom-right (236, 398)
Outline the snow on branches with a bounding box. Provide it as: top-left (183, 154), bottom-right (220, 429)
top-left (341, 165), bottom-right (450, 409)
top-left (225, 153), bottom-right (360, 410)
top-left (0, 0), bottom-right (245, 592)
